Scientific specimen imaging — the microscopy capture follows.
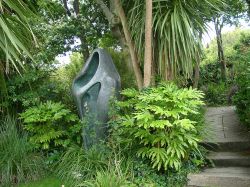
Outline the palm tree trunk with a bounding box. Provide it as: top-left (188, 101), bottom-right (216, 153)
top-left (164, 52), bottom-right (173, 81)
top-left (113, 0), bottom-right (143, 90)
top-left (143, 0), bottom-right (153, 87)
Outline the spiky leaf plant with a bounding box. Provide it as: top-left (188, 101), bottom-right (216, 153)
top-left (0, 116), bottom-right (45, 186)
top-left (126, 0), bottom-right (223, 80)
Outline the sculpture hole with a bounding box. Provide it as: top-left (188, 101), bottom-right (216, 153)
top-left (75, 52), bottom-right (99, 89)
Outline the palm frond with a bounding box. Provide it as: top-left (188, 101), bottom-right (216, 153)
top-left (0, 0), bottom-right (36, 72)
top-left (126, 0), bottom-right (223, 80)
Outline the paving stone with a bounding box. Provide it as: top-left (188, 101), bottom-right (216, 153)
top-left (188, 106), bottom-right (250, 187)
top-left (208, 151), bottom-right (250, 167)
top-left (203, 106), bottom-right (250, 143)
top-left (187, 167), bottom-right (250, 187)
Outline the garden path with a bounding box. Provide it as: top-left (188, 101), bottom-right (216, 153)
top-left (188, 106), bottom-right (250, 187)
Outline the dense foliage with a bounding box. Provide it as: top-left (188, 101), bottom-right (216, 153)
top-left (234, 63), bottom-right (250, 126)
top-left (1, 0), bottom-right (249, 186)
top-left (200, 30), bottom-right (250, 106)
top-left (19, 101), bottom-right (82, 150)
top-left (233, 34), bottom-right (250, 126)
top-left (202, 29), bottom-right (250, 66)
top-left (110, 83), bottom-right (205, 171)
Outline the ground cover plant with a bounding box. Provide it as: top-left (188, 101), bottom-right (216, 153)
top-left (19, 177), bottom-right (62, 187)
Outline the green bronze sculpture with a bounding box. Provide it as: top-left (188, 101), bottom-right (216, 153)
top-left (72, 48), bottom-right (120, 149)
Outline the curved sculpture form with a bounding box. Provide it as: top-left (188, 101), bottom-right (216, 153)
top-left (72, 48), bottom-right (121, 149)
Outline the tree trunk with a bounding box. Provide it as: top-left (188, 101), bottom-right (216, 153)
top-left (0, 62), bottom-right (7, 96)
top-left (63, 0), bottom-right (71, 16)
top-left (0, 61), bottom-right (8, 115)
top-left (95, 0), bottom-right (143, 89)
top-left (163, 52), bottom-right (173, 81)
top-left (143, 0), bottom-right (153, 87)
top-left (193, 32), bottom-right (202, 88)
top-left (79, 32), bottom-right (90, 61)
top-left (73, 0), bottom-right (80, 16)
top-left (193, 62), bottom-right (200, 88)
top-left (95, 0), bottom-right (115, 23)
top-left (214, 18), bottom-right (226, 81)
top-left (247, 0), bottom-right (250, 18)
top-left (113, 0), bottom-right (143, 89)
top-left (165, 65), bottom-right (173, 81)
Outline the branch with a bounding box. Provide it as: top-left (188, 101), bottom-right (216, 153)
top-left (73, 0), bottom-right (80, 16)
top-left (94, 0), bottom-right (114, 23)
top-left (63, 0), bottom-right (71, 16)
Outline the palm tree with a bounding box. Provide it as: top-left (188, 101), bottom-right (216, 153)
top-left (143, 0), bottom-right (153, 87)
top-left (0, 0), bottom-right (36, 113)
top-left (127, 0), bottom-right (223, 82)
top-left (113, 0), bottom-right (144, 89)
top-left (0, 0), bottom-right (36, 70)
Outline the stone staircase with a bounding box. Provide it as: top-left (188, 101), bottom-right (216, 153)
top-left (187, 106), bottom-right (250, 187)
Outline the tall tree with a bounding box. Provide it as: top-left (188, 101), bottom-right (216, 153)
top-left (96, 0), bottom-right (222, 89)
top-left (33, 0), bottom-right (111, 62)
top-left (143, 0), bottom-right (153, 87)
top-left (113, 0), bottom-right (143, 89)
top-left (212, 0), bottom-right (246, 81)
top-left (246, 0), bottom-right (250, 17)
top-left (128, 0), bottom-right (222, 81)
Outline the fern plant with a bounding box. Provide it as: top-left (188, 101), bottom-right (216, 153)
top-left (19, 101), bottom-right (82, 150)
top-left (110, 83), bottom-right (205, 171)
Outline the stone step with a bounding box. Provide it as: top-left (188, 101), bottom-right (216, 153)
top-left (187, 167), bottom-right (250, 187)
top-left (202, 141), bottom-right (250, 152)
top-left (208, 152), bottom-right (250, 167)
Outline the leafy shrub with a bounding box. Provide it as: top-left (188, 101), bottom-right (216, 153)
top-left (128, 149), bottom-right (206, 187)
top-left (233, 62), bottom-right (250, 126)
top-left (6, 67), bottom-right (54, 110)
top-left (3, 62), bottom-right (77, 117)
top-left (199, 63), bottom-right (222, 85)
top-left (201, 82), bottom-right (229, 106)
top-left (110, 83), bottom-right (205, 171)
top-left (19, 101), bottom-right (82, 150)
top-left (232, 33), bottom-right (250, 126)
top-left (0, 116), bottom-right (45, 186)
top-left (54, 52), bottom-right (83, 96)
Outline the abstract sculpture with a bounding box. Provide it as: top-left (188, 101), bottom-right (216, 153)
top-left (72, 48), bottom-right (121, 149)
